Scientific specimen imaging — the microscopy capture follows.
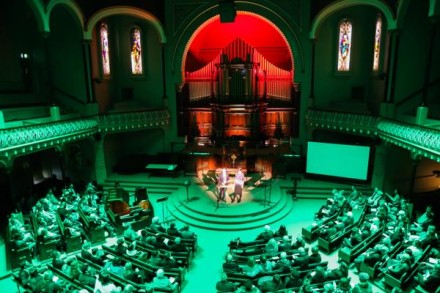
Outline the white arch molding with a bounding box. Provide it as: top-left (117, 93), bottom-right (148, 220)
top-left (84, 6), bottom-right (166, 43)
top-left (310, 0), bottom-right (396, 39)
top-left (47, 0), bottom-right (85, 31)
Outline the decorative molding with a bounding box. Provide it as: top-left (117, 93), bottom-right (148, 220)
top-left (377, 120), bottom-right (440, 161)
top-left (0, 119), bottom-right (98, 167)
top-left (306, 109), bottom-right (440, 162)
top-left (306, 109), bottom-right (378, 136)
top-left (98, 110), bottom-right (170, 134)
top-left (173, 3), bottom-right (208, 35)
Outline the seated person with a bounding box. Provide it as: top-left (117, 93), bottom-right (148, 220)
top-left (385, 253), bottom-right (412, 278)
top-left (341, 227), bottom-right (363, 248)
top-left (315, 199), bottom-right (338, 220)
top-left (337, 277), bottom-right (352, 293)
top-left (259, 274), bottom-right (285, 292)
top-left (150, 216), bottom-right (166, 233)
top-left (274, 224), bottom-right (288, 238)
top-left (216, 272), bottom-right (236, 292)
top-left (290, 235), bottom-right (306, 249)
top-left (259, 254), bottom-right (275, 273)
top-left (179, 224), bottom-right (197, 239)
top-left (264, 238), bottom-right (279, 255)
top-left (367, 188), bottom-right (384, 207)
top-left (292, 247), bottom-right (310, 270)
top-left (285, 268), bottom-right (302, 288)
top-left (94, 271), bottom-right (121, 293)
top-left (235, 279), bottom-right (261, 293)
top-left (223, 253), bottom-right (241, 273)
top-left (145, 269), bottom-right (178, 292)
top-left (352, 272), bottom-right (372, 293)
top-left (166, 222), bottom-right (181, 237)
top-left (256, 225), bottom-right (274, 242)
top-left (278, 235), bottom-right (291, 252)
top-left (417, 262), bottom-right (440, 292)
top-left (309, 246), bottom-right (322, 264)
top-left (169, 237), bottom-right (188, 252)
top-left (325, 261), bottom-right (349, 280)
top-left (123, 223), bottom-right (138, 241)
top-left (241, 256), bottom-right (262, 277)
top-left (275, 251), bottom-right (292, 272)
top-left (309, 266), bottom-right (326, 284)
top-left (411, 205), bottom-right (435, 233)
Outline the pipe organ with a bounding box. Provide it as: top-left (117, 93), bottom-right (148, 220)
top-left (183, 38), bottom-right (299, 144)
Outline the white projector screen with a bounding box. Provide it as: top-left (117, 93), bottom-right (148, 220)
top-left (306, 142), bottom-right (371, 180)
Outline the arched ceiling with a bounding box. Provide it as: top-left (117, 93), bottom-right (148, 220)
top-left (186, 13), bottom-right (292, 72)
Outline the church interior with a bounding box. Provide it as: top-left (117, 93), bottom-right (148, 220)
top-left (1, 0), bottom-right (440, 292)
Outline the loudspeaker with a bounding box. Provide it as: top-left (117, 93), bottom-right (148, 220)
top-left (219, 0), bottom-right (236, 23)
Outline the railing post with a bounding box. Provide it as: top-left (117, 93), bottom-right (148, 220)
top-left (385, 30), bottom-right (400, 103)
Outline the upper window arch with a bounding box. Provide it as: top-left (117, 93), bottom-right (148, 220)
top-left (337, 19), bottom-right (352, 72)
top-left (99, 23), bottom-right (111, 76)
top-left (130, 26), bottom-right (143, 75)
top-left (372, 14), bottom-right (383, 72)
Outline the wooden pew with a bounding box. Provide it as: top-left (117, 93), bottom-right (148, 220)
top-left (143, 227), bottom-right (197, 253)
top-left (359, 241), bottom-right (403, 279)
top-left (102, 244), bottom-right (186, 285)
top-left (338, 227), bottom-right (384, 264)
top-left (76, 255), bottom-right (148, 292)
top-left (78, 206), bottom-right (106, 244)
top-left (48, 265), bottom-right (94, 292)
top-left (30, 212), bottom-right (59, 261)
top-left (56, 209), bottom-right (82, 253)
top-left (7, 216), bottom-right (34, 269)
top-left (135, 240), bottom-right (192, 269)
top-left (384, 245), bottom-right (432, 290)
top-left (302, 214), bottom-right (339, 243)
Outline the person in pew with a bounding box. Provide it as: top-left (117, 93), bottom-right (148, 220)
top-left (104, 257), bottom-right (124, 277)
top-left (147, 250), bottom-right (162, 267)
top-left (290, 235), bottom-right (306, 250)
top-left (126, 242), bottom-right (139, 257)
top-left (123, 261), bottom-right (146, 284)
top-left (40, 269), bottom-right (61, 293)
top-left (166, 222), bottom-right (181, 237)
top-left (168, 237), bottom-right (188, 253)
top-left (419, 225), bottom-right (438, 248)
top-left (264, 238), bottom-right (279, 255)
top-left (256, 225), bottom-right (274, 242)
top-left (354, 242), bottom-right (390, 272)
top-left (411, 205), bottom-right (435, 233)
top-left (259, 273), bottom-right (285, 293)
top-left (309, 266), bottom-right (326, 284)
top-left (153, 233), bottom-right (169, 250)
top-left (384, 253), bottom-right (412, 278)
top-left (179, 224), bottom-right (197, 239)
top-left (275, 251), bottom-right (292, 272)
top-left (241, 256), bottom-right (263, 277)
top-left (216, 272), bottom-right (237, 292)
top-left (274, 224), bottom-right (288, 238)
top-left (158, 251), bottom-right (177, 269)
top-left (139, 230), bottom-right (150, 243)
top-left (27, 266), bottom-right (44, 292)
top-left (325, 261), bottom-right (349, 280)
top-left (278, 235), bottom-right (291, 252)
top-left (122, 284), bottom-right (136, 293)
top-left (123, 223), bottom-right (139, 241)
top-left (367, 188), bottom-right (384, 207)
top-left (150, 216), bottom-right (166, 233)
top-left (145, 268), bottom-right (178, 292)
top-left (259, 254), bottom-right (275, 273)
top-left (309, 246), bottom-right (322, 264)
top-left (417, 262), bottom-right (440, 292)
top-left (285, 268), bottom-right (302, 289)
top-left (78, 263), bottom-right (97, 287)
top-left (341, 227), bottom-right (362, 249)
top-left (223, 253), bottom-right (242, 273)
top-left (315, 199), bottom-right (338, 220)
top-left (81, 241), bottom-right (104, 266)
top-left (94, 271), bottom-right (121, 293)
top-left (336, 277), bottom-right (352, 293)
top-left (235, 279), bottom-right (261, 293)
top-left (292, 247), bottom-right (310, 270)
top-left (351, 272), bottom-right (372, 293)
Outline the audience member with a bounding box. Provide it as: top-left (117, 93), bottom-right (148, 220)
top-left (216, 272), bottom-right (236, 292)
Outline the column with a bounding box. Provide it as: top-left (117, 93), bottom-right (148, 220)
top-left (385, 30), bottom-right (400, 103)
top-left (82, 40), bottom-right (94, 103)
top-left (94, 138), bottom-right (107, 185)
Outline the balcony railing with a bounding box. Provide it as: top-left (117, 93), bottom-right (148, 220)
top-left (98, 109), bottom-right (170, 133)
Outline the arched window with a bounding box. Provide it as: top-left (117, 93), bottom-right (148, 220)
top-left (372, 15), bottom-right (382, 71)
top-left (130, 27), bottom-right (143, 75)
top-left (100, 23), bottom-right (111, 76)
top-left (337, 19), bottom-right (352, 72)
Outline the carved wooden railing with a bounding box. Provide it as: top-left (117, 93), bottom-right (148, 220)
top-left (98, 109), bottom-right (170, 134)
top-left (306, 109), bottom-right (379, 136)
top-left (306, 109), bottom-right (440, 161)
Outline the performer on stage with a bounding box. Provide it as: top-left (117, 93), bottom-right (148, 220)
top-left (232, 167), bottom-right (245, 203)
top-left (217, 168), bottom-right (228, 203)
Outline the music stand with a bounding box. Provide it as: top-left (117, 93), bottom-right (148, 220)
top-left (156, 196), bottom-right (169, 223)
top-left (182, 180), bottom-right (192, 203)
top-left (261, 179), bottom-right (274, 207)
top-left (215, 186), bottom-right (228, 210)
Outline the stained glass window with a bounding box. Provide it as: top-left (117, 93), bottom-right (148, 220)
top-left (100, 23), bottom-right (110, 76)
top-left (130, 27), bottom-right (143, 75)
top-left (373, 15), bottom-right (382, 71)
top-left (337, 19), bottom-right (352, 72)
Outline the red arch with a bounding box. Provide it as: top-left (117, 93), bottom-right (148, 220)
top-left (185, 13), bottom-right (292, 72)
